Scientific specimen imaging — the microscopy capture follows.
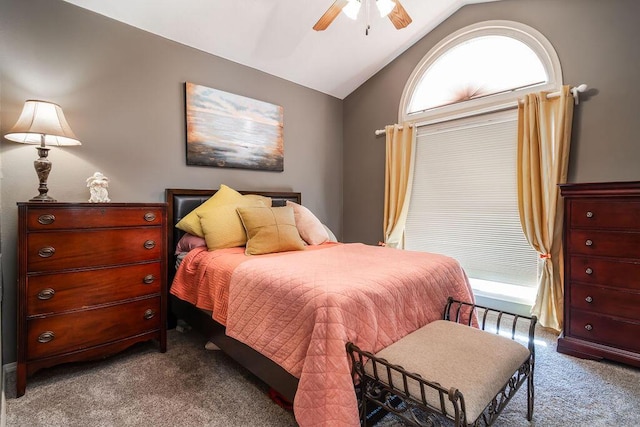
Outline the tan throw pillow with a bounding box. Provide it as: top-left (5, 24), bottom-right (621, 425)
top-left (175, 184), bottom-right (246, 237)
top-left (237, 206), bottom-right (305, 255)
top-left (198, 197), bottom-right (265, 250)
top-left (286, 200), bottom-right (330, 245)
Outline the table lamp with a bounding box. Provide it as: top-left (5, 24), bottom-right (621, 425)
top-left (4, 100), bottom-right (82, 202)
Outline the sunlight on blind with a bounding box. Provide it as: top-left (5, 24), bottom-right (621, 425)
top-left (405, 112), bottom-right (538, 288)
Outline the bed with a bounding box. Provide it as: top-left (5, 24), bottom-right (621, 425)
top-left (165, 187), bottom-right (475, 427)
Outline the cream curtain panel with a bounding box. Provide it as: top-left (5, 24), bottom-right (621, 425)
top-left (383, 123), bottom-right (416, 249)
top-left (517, 85), bottom-right (574, 332)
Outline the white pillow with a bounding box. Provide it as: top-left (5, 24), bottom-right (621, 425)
top-left (286, 200), bottom-right (330, 245)
top-left (323, 224), bottom-right (338, 242)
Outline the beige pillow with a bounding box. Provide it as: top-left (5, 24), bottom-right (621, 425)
top-left (175, 184), bottom-right (246, 237)
top-left (198, 198), bottom-right (265, 250)
top-left (237, 206), bottom-right (305, 255)
top-left (286, 200), bottom-right (330, 245)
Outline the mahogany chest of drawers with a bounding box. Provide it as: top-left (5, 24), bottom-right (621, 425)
top-left (557, 182), bottom-right (640, 367)
top-left (17, 202), bottom-right (168, 396)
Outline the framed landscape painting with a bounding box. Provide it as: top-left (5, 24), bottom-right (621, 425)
top-left (185, 82), bottom-right (284, 171)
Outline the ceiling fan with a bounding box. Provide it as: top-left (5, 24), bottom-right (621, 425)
top-left (313, 0), bottom-right (412, 33)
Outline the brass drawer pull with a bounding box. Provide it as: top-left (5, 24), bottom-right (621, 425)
top-left (585, 296), bottom-right (593, 303)
top-left (584, 324), bottom-right (593, 331)
top-left (143, 274), bottom-right (155, 284)
top-left (585, 239), bottom-right (593, 246)
top-left (37, 214), bottom-right (56, 225)
top-left (144, 309), bottom-right (156, 320)
top-left (144, 212), bottom-right (156, 222)
top-left (37, 288), bottom-right (56, 300)
top-left (585, 267), bottom-right (593, 275)
top-left (585, 211), bottom-right (593, 218)
top-left (38, 331), bottom-right (55, 343)
top-left (143, 240), bottom-right (156, 250)
top-left (38, 247), bottom-right (56, 258)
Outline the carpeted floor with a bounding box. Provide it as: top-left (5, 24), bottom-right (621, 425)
top-left (5, 331), bottom-right (296, 427)
top-left (6, 326), bottom-right (640, 426)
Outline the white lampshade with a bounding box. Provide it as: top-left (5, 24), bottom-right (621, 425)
top-left (342, 0), bottom-right (361, 20)
top-left (376, 0), bottom-right (396, 17)
top-left (4, 100), bottom-right (81, 146)
top-left (4, 100), bottom-right (82, 202)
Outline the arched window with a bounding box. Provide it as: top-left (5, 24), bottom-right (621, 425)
top-left (401, 21), bottom-right (562, 307)
top-left (400, 21), bottom-right (562, 123)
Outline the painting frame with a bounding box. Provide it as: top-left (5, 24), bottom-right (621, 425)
top-left (185, 82), bottom-right (284, 171)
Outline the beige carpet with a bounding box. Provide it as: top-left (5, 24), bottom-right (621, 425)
top-left (6, 327), bottom-right (640, 426)
top-left (6, 331), bottom-right (296, 427)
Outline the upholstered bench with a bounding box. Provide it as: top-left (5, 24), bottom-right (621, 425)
top-left (347, 298), bottom-right (537, 427)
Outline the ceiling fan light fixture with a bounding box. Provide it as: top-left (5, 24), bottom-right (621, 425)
top-left (342, 0), bottom-right (361, 20)
top-left (376, 0), bottom-right (396, 17)
top-left (313, 0), bottom-right (410, 32)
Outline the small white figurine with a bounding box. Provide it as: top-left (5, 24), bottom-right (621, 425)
top-left (86, 172), bottom-right (111, 203)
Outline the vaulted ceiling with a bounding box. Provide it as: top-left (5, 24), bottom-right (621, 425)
top-left (63, 0), bottom-right (499, 99)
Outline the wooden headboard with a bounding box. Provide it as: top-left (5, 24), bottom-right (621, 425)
top-left (165, 188), bottom-right (301, 281)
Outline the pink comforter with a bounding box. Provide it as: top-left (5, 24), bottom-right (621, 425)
top-left (225, 243), bottom-right (474, 426)
top-left (171, 246), bottom-right (248, 325)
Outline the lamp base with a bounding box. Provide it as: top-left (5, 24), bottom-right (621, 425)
top-left (29, 194), bottom-right (57, 202)
top-left (31, 145), bottom-right (57, 202)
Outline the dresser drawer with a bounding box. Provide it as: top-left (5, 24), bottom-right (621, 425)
top-left (570, 283), bottom-right (640, 319)
top-left (27, 263), bottom-right (162, 316)
top-left (25, 206), bottom-right (164, 230)
top-left (569, 256), bottom-right (640, 290)
top-left (27, 297), bottom-right (161, 360)
top-left (568, 310), bottom-right (640, 354)
top-left (569, 200), bottom-right (640, 230)
top-left (567, 230), bottom-right (640, 259)
top-left (27, 228), bottom-right (162, 272)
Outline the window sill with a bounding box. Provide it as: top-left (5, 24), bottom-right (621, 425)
top-left (469, 278), bottom-right (537, 306)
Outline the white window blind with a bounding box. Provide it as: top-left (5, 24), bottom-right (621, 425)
top-left (405, 111), bottom-right (538, 288)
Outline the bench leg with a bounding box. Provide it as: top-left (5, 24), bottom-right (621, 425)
top-left (527, 367), bottom-right (535, 421)
top-left (357, 380), bottom-right (367, 426)
top-left (361, 394), bottom-right (367, 426)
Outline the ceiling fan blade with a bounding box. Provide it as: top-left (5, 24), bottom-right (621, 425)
top-left (387, 0), bottom-right (412, 29)
top-left (313, 0), bottom-right (349, 31)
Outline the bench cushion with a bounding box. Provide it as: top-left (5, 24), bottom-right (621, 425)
top-left (365, 320), bottom-right (531, 422)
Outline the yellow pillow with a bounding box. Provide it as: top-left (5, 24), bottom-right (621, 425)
top-left (236, 206), bottom-right (305, 255)
top-left (244, 194), bottom-right (272, 207)
top-left (198, 198), bottom-right (265, 250)
top-left (175, 184), bottom-right (245, 237)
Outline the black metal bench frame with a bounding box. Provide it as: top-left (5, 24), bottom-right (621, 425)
top-left (346, 297), bottom-right (537, 426)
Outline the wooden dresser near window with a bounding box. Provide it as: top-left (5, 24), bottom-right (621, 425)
top-left (558, 182), bottom-right (640, 367)
top-left (17, 202), bottom-right (167, 397)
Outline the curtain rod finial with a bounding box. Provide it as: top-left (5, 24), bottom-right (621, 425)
top-left (570, 84), bottom-right (588, 105)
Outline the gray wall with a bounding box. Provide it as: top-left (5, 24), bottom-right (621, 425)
top-left (343, 0), bottom-right (640, 244)
top-left (0, 0), bottom-right (343, 363)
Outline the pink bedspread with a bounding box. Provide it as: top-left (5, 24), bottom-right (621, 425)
top-left (225, 243), bottom-right (474, 427)
top-left (170, 246), bottom-right (248, 324)
top-left (171, 244), bottom-right (332, 325)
